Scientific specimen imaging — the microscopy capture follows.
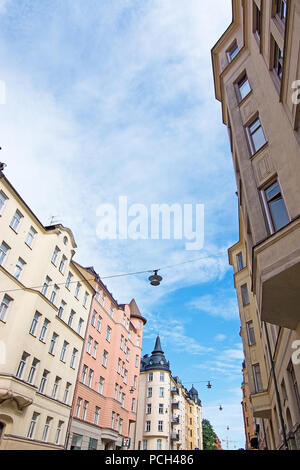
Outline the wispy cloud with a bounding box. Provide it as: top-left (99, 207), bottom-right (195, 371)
top-left (189, 292), bottom-right (239, 320)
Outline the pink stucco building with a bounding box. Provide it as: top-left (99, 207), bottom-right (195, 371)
top-left (67, 264), bottom-right (146, 450)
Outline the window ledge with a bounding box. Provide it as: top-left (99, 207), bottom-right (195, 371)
top-left (250, 141), bottom-right (269, 160)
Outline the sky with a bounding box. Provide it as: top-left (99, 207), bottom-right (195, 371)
top-left (0, 0), bottom-right (246, 449)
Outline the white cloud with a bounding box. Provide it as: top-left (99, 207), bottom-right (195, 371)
top-left (189, 292), bottom-right (239, 320)
top-left (215, 334), bottom-right (227, 342)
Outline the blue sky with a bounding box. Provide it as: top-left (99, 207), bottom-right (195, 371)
top-left (0, 0), bottom-right (246, 449)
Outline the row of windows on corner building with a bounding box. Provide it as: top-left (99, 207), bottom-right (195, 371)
top-left (139, 439), bottom-right (163, 451)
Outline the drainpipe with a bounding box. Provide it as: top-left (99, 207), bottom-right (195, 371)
top-left (263, 322), bottom-right (288, 450)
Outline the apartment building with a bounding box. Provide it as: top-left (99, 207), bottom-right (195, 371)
top-left (241, 360), bottom-right (261, 449)
top-left (67, 264), bottom-right (146, 450)
top-left (212, 0), bottom-right (300, 450)
top-left (0, 170), bottom-right (94, 449)
top-left (135, 336), bottom-right (203, 450)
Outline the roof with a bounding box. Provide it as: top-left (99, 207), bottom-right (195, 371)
top-left (140, 336), bottom-right (170, 372)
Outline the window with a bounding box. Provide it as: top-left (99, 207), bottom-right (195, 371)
top-left (158, 421), bottom-right (163, 432)
top-left (118, 386), bottom-right (122, 402)
top-left (82, 401), bottom-right (88, 420)
top-left (111, 412), bottom-right (115, 429)
top-left (253, 3), bottom-right (262, 39)
top-left (98, 377), bottom-right (105, 394)
top-left (102, 350), bottom-right (108, 367)
top-left (110, 305), bottom-right (114, 318)
top-left (226, 41), bottom-right (239, 62)
top-left (237, 74), bottom-right (251, 101)
top-left (25, 227), bottom-right (37, 248)
top-left (147, 387), bottom-right (152, 398)
top-left (94, 406), bottom-right (100, 425)
top-left (39, 370), bottom-right (49, 394)
top-left (159, 387), bottom-right (164, 397)
top-left (42, 417), bottom-right (52, 442)
top-left (131, 398), bottom-right (136, 412)
top-left (121, 393), bottom-right (125, 407)
top-left (246, 117), bottom-right (267, 154)
top-left (273, 40), bottom-right (284, 81)
top-left (39, 319), bottom-right (50, 342)
top-left (88, 369), bottom-right (94, 388)
top-left (159, 403), bottom-right (164, 414)
top-left (143, 440), bottom-right (148, 450)
top-left (13, 258), bottom-right (26, 280)
top-left (287, 362), bottom-right (300, 414)
top-left (60, 341), bottom-right (68, 362)
top-left (0, 241), bottom-right (9, 266)
top-left (59, 255), bottom-right (67, 274)
top-left (27, 412), bottom-right (39, 439)
top-left (236, 252), bottom-right (244, 271)
top-left (133, 375), bottom-right (137, 389)
top-left (106, 326), bottom-right (112, 342)
top-left (276, 0), bottom-right (287, 22)
top-left (160, 372), bottom-right (165, 382)
top-left (117, 358), bottom-right (121, 374)
top-left (126, 347), bottom-right (130, 361)
top-left (253, 363), bottom-right (263, 392)
top-left (96, 315), bottom-right (102, 332)
top-left (135, 355), bottom-right (139, 367)
top-left (0, 191), bottom-right (8, 212)
top-left (49, 333), bottom-right (58, 355)
top-left (75, 398), bottom-right (82, 418)
top-left (55, 421), bottom-right (64, 445)
top-left (137, 336), bottom-right (140, 347)
top-left (50, 285), bottom-right (59, 304)
top-left (119, 418), bottom-right (123, 434)
top-left (101, 293), bottom-right (106, 307)
top-left (81, 365), bottom-right (88, 384)
top-left (71, 433), bottom-right (83, 450)
top-left (91, 310), bottom-right (96, 326)
top-left (41, 276), bottom-right (51, 297)
top-left (241, 284), bottom-right (250, 306)
top-left (70, 348), bottom-right (78, 368)
top-left (52, 376), bottom-right (61, 399)
top-left (92, 341), bottom-right (98, 359)
top-left (246, 321), bottom-right (256, 346)
top-left (75, 282), bottom-right (81, 299)
top-left (58, 300), bottom-right (66, 319)
top-left (114, 383), bottom-right (118, 399)
top-left (27, 358), bottom-right (39, 384)
top-left (146, 403), bottom-right (152, 414)
top-left (157, 439), bottom-right (162, 450)
top-left (262, 180), bottom-right (289, 233)
top-left (68, 309), bottom-right (75, 328)
top-left (10, 210), bottom-right (23, 232)
top-left (0, 294), bottom-right (12, 322)
top-left (66, 272), bottom-right (73, 289)
top-left (51, 246), bottom-right (60, 265)
top-left (87, 336), bottom-right (92, 354)
top-left (77, 318), bottom-right (84, 335)
top-left (89, 437), bottom-right (98, 450)
top-left (145, 421), bottom-right (151, 432)
top-left (95, 286), bottom-right (101, 302)
top-left (63, 383), bottom-right (71, 404)
top-left (83, 292), bottom-right (89, 308)
top-left (120, 335), bottom-right (124, 350)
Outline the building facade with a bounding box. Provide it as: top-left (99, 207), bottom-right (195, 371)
top-left (67, 266), bottom-right (146, 451)
top-left (135, 336), bottom-right (203, 451)
top-left (241, 360), bottom-right (260, 449)
top-left (0, 171), bottom-right (94, 449)
top-left (212, 0), bottom-right (300, 450)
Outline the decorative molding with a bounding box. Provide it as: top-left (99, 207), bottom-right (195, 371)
top-left (252, 151), bottom-right (276, 187)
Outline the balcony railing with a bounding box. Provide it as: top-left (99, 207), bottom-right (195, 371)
top-left (171, 433), bottom-right (180, 441)
top-left (171, 417), bottom-right (180, 425)
top-left (171, 402), bottom-right (179, 409)
top-left (171, 387), bottom-right (179, 394)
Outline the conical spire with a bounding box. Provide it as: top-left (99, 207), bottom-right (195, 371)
top-left (152, 335), bottom-right (164, 355)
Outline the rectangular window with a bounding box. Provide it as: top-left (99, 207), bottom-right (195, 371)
top-left (68, 309), bottom-right (75, 328)
top-left (253, 3), bottom-right (262, 39)
top-left (81, 364), bottom-right (88, 383)
top-left (98, 377), bottom-right (105, 394)
top-left (226, 41), bottom-right (239, 62)
top-left (146, 403), bottom-right (152, 414)
top-left (241, 284), bottom-right (250, 306)
top-left (273, 40), bottom-right (284, 81)
top-left (50, 285), bottom-right (59, 304)
top-left (160, 372), bottom-right (165, 382)
top-left (246, 117), bottom-right (267, 154)
top-left (102, 350), bottom-right (108, 367)
top-left (135, 355), bottom-right (139, 368)
top-left (94, 407), bottom-right (100, 426)
top-left (59, 255), bottom-right (67, 274)
top-left (117, 358), bottom-right (121, 374)
top-left (41, 276), bottom-right (51, 297)
top-left (16, 352), bottom-right (29, 379)
top-left (0, 294), bottom-right (12, 322)
top-left (145, 421), bottom-right (151, 432)
top-left (52, 376), bottom-right (61, 399)
top-left (27, 412), bottom-right (39, 439)
top-left (39, 369), bottom-right (49, 394)
top-left (106, 326), bottom-right (112, 342)
top-left (253, 363), bottom-right (263, 392)
top-left (143, 440), bottom-right (147, 450)
top-left (147, 387), bottom-right (152, 398)
top-left (96, 315), bottom-right (102, 332)
top-left (237, 74), bottom-right (251, 101)
top-left (82, 400), bottom-right (88, 420)
top-left (157, 439), bottom-right (162, 450)
top-left (110, 305), bottom-right (114, 318)
top-left (71, 433), bottom-right (83, 450)
top-left (42, 417), bottom-right (52, 442)
top-left (77, 317), bottom-right (84, 335)
top-left (87, 369), bottom-right (94, 388)
top-left (236, 252), bottom-right (244, 271)
top-left (276, 0), bottom-right (287, 22)
top-left (101, 293), bottom-right (106, 307)
top-left (58, 300), bottom-right (66, 319)
top-left (55, 421), bottom-right (64, 445)
top-left (159, 403), bottom-right (164, 414)
top-left (70, 348), bottom-right (78, 368)
top-left (158, 421), bottom-right (163, 432)
top-left (25, 227), bottom-right (37, 248)
top-left (159, 387), bottom-right (164, 397)
top-left (119, 418), bottom-right (123, 434)
top-left (39, 319), bottom-right (50, 342)
top-left (60, 341), bottom-right (68, 362)
top-left (0, 241), bottom-right (10, 266)
top-left (65, 271), bottom-right (73, 289)
top-left (95, 286), bottom-right (101, 302)
top-left (10, 210), bottom-right (23, 232)
top-left (288, 362), bottom-right (300, 414)
top-left (262, 180), bottom-right (289, 233)
top-left (51, 246), bottom-right (60, 265)
top-left (91, 310), bottom-right (97, 326)
top-left (92, 341), bottom-right (98, 359)
top-left (14, 258), bottom-right (26, 280)
top-left (246, 321), bottom-right (256, 346)
top-left (49, 333), bottom-right (58, 355)
top-left (131, 398), bottom-right (136, 412)
top-left (89, 436), bottom-right (98, 450)
top-left (75, 398), bottom-right (82, 418)
top-left (27, 358), bottom-right (39, 384)
top-left (120, 335), bottom-right (124, 350)
top-left (75, 282), bottom-right (81, 299)
top-left (87, 336), bottom-right (92, 355)
top-left (0, 191), bottom-right (8, 212)
top-left (121, 393), bottom-right (125, 408)
top-left (63, 383), bottom-right (71, 404)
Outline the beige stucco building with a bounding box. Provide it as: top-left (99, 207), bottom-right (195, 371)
top-left (212, 0), bottom-right (300, 450)
top-left (0, 171), bottom-right (94, 449)
top-left (134, 336), bottom-right (203, 451)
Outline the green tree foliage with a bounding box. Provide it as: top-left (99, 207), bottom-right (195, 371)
top-left (202, 419), bottom-right (219, 450)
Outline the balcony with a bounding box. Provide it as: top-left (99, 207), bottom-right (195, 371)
top-left (253, 218), bottom-right (300, 330)
top-left (171, 433), bottom-right (180, 441)
top-left (251, 390), bottom-right (272, 419)
top-left (171, 417), bottom-right (180, 426)
top-left (171, 387), bottom-right (179, 394)
top-left (171, 402), bottom-right (179, 409)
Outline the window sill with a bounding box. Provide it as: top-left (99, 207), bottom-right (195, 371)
top-left (9, 225), bottom-right (19, 235)
top-left (237, 89), bottom-right (253, 107)
top-left (250, 141), bottom-right (269, 160)
top-left (25, 242), bottom-right (33, 250)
